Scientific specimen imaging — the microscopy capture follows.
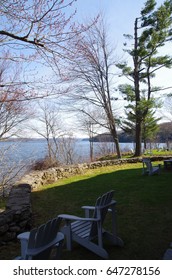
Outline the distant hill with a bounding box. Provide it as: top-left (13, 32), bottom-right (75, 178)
top-left (157, 122), bottom-right (172, 142)
top-left (90, 122), bottom-right (172, 143)
top-left (92, 132), bottom-right (134, 143)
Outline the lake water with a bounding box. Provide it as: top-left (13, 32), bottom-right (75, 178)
top-left (0, 139), bottom-right (136, 165)
top-left (0, 138), bottom-right (167, 164)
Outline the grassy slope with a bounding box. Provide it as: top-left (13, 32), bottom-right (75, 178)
top-left (1, 162), bottom-right (172, 260)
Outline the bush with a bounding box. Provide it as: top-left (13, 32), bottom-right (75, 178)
top-left (31, 156), bottom-right (60, 171)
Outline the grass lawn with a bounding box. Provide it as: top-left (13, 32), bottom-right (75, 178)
top-left (1, 162), bottom-right (172, 260)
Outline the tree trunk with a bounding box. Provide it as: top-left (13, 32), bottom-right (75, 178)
top-left (89, 138), bottom-right (94, 162)
top-left (133, 18), bottom-right (142, 157)
top-left (105, 104), bottom-right (122, 158)
top-left (134, 119), bottom-right (142, 156)
top-left (110, 124), bottom-right (122, 159)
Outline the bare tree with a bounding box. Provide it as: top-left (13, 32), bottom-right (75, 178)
top-left (76, 107), bottom-right (104, 161)
top-left (0, 1), bottom-right (95, 102)
top-left (58, 134), bottom-right (79, 164)
top-left (0, 143), bottom-right (31, 197)
top-left (0, 59), bottom-right (34, 196)
top-left (0, 1), bottom-right (80, 62)
top-left (31, 101), bottom-right (80, 165)
top-left (0, 59), bottom-right (32, 139)
top-left (31, 102), bottom-right (61, 165)
top-left (64, 17), bottom-right (122, 158)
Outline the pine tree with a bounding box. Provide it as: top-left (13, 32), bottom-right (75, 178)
top-left (120, 89), bottom-right (161, 150)
top-left (117, 0), bottom-right (172, 156)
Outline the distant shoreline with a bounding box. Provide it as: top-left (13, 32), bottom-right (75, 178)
top-left (0, 137), bottom-right (134, 143)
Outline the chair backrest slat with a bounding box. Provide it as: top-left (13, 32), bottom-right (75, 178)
top-left (90, 190), bottom-right (114, 238)
top-left (143, 158), bottom-right (152, 171)
top-left (27, 218), bottom-right (61, 250)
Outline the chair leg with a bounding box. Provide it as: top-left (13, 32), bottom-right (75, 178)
top-left (97, 221), bottom-right (103, 248)
top-left (74, 235), bottom-right (109, 259)
top-left (103, 231), bottom-right (124, 247)
top-left (53, 240), bottom-right (64, 259)
top-left (61, 225), bottom-right (72, 251)
top-left (104, 204), bottom-right (124, 247)
top-left (111, 204), bottom-right (117, 237)
top-left (86, 242), bottom-right (109, 259)
top-left (17, 232), bottom-right (30, 259)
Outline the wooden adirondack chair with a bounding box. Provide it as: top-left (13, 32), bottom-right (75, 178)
top-left (58, 190), bottom-right (124, 259)
top-left (142, 158), bottom-right (161, 175)
top-left (16, 217), bottom-right (64, 260)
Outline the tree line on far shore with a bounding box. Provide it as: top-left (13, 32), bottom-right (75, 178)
top-left (91, 122), bottom-right (172, 147)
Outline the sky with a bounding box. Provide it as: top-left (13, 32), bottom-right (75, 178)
top-left (74, 0), bottom-right (166, 42)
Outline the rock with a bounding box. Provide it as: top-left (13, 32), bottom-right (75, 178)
top-left (0, 224), bottom-right (9, 235)
top-left (0, 184), bottom-right (32, 243)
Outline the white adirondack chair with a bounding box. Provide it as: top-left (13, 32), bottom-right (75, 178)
top-left (142, 158), bottom-right (161, 175)
top-left (16, 217), bottom-right (64, 260)
top-left (58, 190), bottom-right (124, 259)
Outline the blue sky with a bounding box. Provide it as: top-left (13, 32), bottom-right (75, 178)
top-left (74, 0), bottom-right (165, 42)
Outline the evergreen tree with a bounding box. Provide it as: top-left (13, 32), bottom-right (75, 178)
top-left (120, 88), bottom-right (161, 149)
top-left (142, 109), bottom-right (160, 149)
top-left (117, 0), bottom-right (172, 156)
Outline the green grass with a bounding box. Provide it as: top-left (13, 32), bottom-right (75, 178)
top-left (1, 162), bottom-right (172, 260)
top-left (144, 149), bottom-right (172, 156)
top-left (99, 149), bottom-right (172, 160)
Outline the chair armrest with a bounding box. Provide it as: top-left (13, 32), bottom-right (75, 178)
top-left (82, 205), bottom-right (112, 213)
top-left (17, 231), bottom-right (30, 242)
top-left (82, 206), bottom-right (95, 210)
top-left (58, 214), bottom-right (99, 222)
top-left (81, 200), bottom-right (116, 217)
top-left (81, 206), bottom-right (95, 218)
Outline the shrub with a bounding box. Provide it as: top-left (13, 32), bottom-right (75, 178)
top-left (31, 156), bottom-right (60, 171)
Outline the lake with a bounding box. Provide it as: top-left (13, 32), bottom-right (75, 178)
top-left (0, 138), bottom-right (167, 164)
top-left (0, 138), bottom-right (136, 165)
